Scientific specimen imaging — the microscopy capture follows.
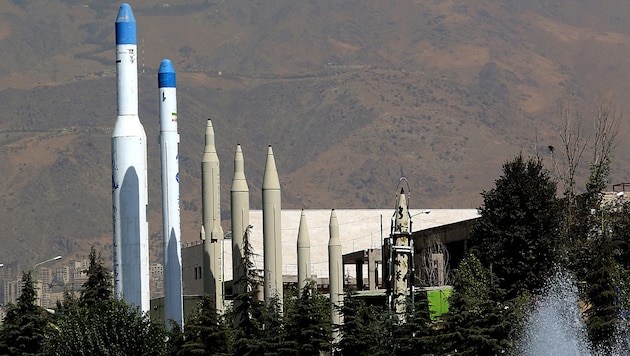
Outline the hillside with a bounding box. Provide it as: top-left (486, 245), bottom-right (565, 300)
top-left (2, 0), bottom-right (630, 268)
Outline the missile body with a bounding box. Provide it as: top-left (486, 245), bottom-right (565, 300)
top-left (297, 209), bottom-right (311, 296)
top-left (201, 119), bottom-right (223, 313)
top-left (112, 3), bottom-right (150, 312)
top-left (262, 146), bottom-right (283, 307)
top-left (328, 209), bottom-right (343, 346)
top-left (231, 144), bottom-right (249, 299)
top-left (390, 187), bottom-right (413, 315)
top-left (158, 59), bottom-right (183, 328)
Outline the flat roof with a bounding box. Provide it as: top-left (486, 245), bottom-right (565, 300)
top-left (217, 209), bottom-right (479, 280)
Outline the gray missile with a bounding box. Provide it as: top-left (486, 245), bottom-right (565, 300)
top-left (231, 144), bottom-right (249, 300)
top-left (328, 209), bottom-right (343, 346)
top-left (262, 145), bottom-right (283, 307)
top-left (201, 119), bottom-right (223, 313)
top-left (297, 209), bottom-right (311, 296)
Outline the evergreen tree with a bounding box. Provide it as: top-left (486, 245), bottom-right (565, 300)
top-left (232, 225), bottom-right (268, 355)
top-left (440, 254), bottom-right (514, 355)
top-left (56, 289), bottom-right (79, 316)
top-left (165, 320), bottom-right (185, 356)
top-left (45, 246), bottom-right (168, 355)
top-left (470, 153), bottom-right (560, 299)
top-left (79, 246), bottom-right (112, 307)
top-left (390, 292), bottom-right (436, 355)
top-left (584, 220), bottom-right (622, 350)
top-left (338, 292), bottom-right (389, 356)
top-left (0, 271), bottom-right (49, 356)
top-left (179, 295), bottom-right (230, 355)
top-left (256, 295), bottom-right (294, 355)
top-left (284, 284), bottom-right (331, 355)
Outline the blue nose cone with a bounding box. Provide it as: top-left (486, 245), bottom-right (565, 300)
top-left (116, 3), bottom-right (136, 45)
top-left (158, 59), bottom-right (176, 88)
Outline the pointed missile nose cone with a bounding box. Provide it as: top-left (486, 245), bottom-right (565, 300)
top-left (398, 191), bottom-right (407, 207)
top-left (297, 209), bottom-right (310, 247)
top-left (231, 144), bottom-right (249, 192)
top-left (204, 119), bottom-right (217, 153)
top-left (262, 145), bottom-right (280, 190)
top-left (158, 59), bottom-right (176, 88)
top-left (329, 209), bottom-right (340, 246)
top-left (115, 3), bottom-right (136, 45)
top-left (200, 225), bottom-right (206, 240)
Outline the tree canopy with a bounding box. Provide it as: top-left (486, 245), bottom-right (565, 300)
top-left (470, 153), bottom-right (561, 299)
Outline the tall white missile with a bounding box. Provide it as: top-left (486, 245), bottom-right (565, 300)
top-left (231, 144), bottom-right (249, 299)
top-left (158, 59), bottom-right (183, 328)
top-left (201, 119), bottom-right (223, 312)
top-left (297, 209), bottom-right (311, 295)
top-left (389, 185), bottom-right (413, 315)
top-left (262, 145), bottom-right (283, 307)
top-left (112, 3), bottom-right (150, 312)
top-left (328, 209), bottom-right (343, 346)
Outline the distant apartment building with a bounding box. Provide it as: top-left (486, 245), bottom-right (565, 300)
top-left (54, 265), bottom-right (72, 285)
top-left (150, 263), bottom-right (164, 299)
top-left (3, 279), bottom-right (23, 306)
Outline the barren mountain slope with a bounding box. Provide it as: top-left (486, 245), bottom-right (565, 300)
top-left (1, 0), bottom-right (630, 268)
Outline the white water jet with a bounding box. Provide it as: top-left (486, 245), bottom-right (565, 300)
top-left (517, 269), bottom-right (630, 355)
top-left (518, 270), bottom-right (592, 355)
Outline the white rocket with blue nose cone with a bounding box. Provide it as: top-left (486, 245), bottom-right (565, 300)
top-left (112, 3), bottom-right (150, 312)
top-left (159, 59), bottom-right (183, 328)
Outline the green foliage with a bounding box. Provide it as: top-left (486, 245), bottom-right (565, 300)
top-left (56, 289), bottom-right (79, 316)
top-left (44, 299), bottom-right (168, 356)
top-left (583, 213), bottom-right (624, 350)
top-left (470, 153), bottom-right (561, 299)
top-left (179, 295), bottom-right (230, 355)
top-left (284, 284), bottom-right (331, 355)
top-left (338, 292), bottom-right (389, 356)
top-left (165, 320), bottom-right (185, 356)
top-left (0, 272), bottom-right (50, 356)
top-left (231, 226), bottom-right (294, 355)
top-left (79, 246), bottom-right (112, 307)
top-left (389, 293), bottom-right (437, 355)
top-left (232, 225), bottom-right (262, 332)
top-left (440, 254), bottom-right (515, 355)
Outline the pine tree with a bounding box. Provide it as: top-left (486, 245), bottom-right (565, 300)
top-left (584, 226), bottom-right (622, 350)
top-left (390, 292), bottom-right (436, 355)
top-left (179, 295), bottom-right (230, 355)
top-left (284, 283), bottom-right (331, 355)
top-left (56, 289), bottom-right (79, 316)
top-left (0, 271), bottom-right (50, 355)
top-left (440, 254), bottom-right (514, 355)
top-left (79, 246), bottom-right (112, 307)
top-left (338, 291), bottom-right (389, 356)
top-left (232, 225), bottom-right (268, 355)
